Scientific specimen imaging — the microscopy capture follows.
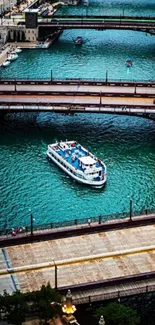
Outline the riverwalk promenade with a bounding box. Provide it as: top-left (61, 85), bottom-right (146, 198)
top-left (0, 213), bottom-right (155, 303)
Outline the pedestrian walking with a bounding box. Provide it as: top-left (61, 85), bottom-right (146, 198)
top-left (88, 218), bottom-right (91, 226)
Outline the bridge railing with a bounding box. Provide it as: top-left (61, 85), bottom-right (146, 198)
top-left (52, 15), bottom-right (155, 20)
top-left (0, 206), bottom-right (155, 236)
top-left (71, 283), bottom-right (155, 305)
top-left (0, 77), bottom-right (155, 85)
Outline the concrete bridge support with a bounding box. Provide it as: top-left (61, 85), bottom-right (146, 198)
top-left (0, 28), bottom-right (8, 44)
top-left (9, 29), bottom-right (14, 41)
top-left (19, 30), bottom-right (23, 41)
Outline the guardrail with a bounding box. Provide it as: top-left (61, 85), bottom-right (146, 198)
top-left (0, 90), bottom-right (154, 98)
top-left (70, 283), bottom-right (155, 304)
top-left (0, 212), bottom-right (154, 247)
top-left (52, 15), bottom-right (155, 20)
top-left (0, 78), bottom-right (155, 86)
top-left (0, 207), bottom-right (154, 237)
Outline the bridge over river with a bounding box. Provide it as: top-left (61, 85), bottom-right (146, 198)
top-left (39, 15), bottom-right (155, 35)
top-left (0, 79), bottom-right (155, 117)
top-left (0, 214), bottom-right (155, 303)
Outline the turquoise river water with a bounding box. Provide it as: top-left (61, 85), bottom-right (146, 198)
top-left (0, 0), bottom-right (155, 230)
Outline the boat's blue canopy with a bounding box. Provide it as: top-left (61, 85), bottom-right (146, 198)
top-left (126, 57), bottom-right (132, 61)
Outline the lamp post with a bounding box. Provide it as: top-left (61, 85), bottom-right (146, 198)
top-left (14, 79), bottom-right (17, 92)
top-left (100, 91), bottom-right (102, 106)
top-left (129, 199), bottom-right (133, 221)
top-left (53, 260), bottom-right (57, 290)
top-left (51, 69), bottom-right (52, 81)
top-left (105, 70), bottom-right (108, 83)
top-left (29, 210), bottom-right (34, 236)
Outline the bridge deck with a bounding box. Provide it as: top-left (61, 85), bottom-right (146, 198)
top-left (0, 80), bottom-right (155, 114)
top-left (1, 84), bottom-right (155, 96)
top-left (1, 223), bottom-right (155, 301)
top-left (38, 17), bottom-right (155, 34)
top-left (0, 94), bottom-right (155, 115)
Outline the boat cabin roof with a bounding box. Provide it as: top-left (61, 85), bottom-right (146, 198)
top-left (79, 156), bottom-right (96, 165)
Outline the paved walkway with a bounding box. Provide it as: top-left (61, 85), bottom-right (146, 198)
top-left (0, 223), bottom-right (155, 297)
top-left (1, 83), bottom-right (155, 95)
top-left (0, 93), bottom-right (155, 116)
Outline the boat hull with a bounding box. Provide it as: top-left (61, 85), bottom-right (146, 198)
top-left (3, 60), bottom-right (10, 67)
top-left (47, 141), bottom-right (107, 187)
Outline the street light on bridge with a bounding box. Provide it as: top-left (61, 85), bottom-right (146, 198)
top-left (105, 70), bottom-right (108, 83)
top-left (29, 209), bottom-right (35, 236)
top-left (130, 199), bottom-right (133, 221)
top-left (53, 259), bottom-right (58, 290)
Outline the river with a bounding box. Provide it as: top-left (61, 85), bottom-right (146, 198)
top-left (0, 0), bottom-right (155, 230)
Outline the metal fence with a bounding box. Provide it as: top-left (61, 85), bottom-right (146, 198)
top-left (0, 206), bottom-right (155, 236)
top-left (72, 284), bottom-right (155, 305)
top-left (0, 77), bottom-right (155, 83)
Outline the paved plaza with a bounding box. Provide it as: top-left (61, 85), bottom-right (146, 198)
top-left (0, 224), bottom-right (155, 296)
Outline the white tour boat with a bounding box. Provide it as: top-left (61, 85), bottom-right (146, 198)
top-left (47, 140), bottom-right (107, 187)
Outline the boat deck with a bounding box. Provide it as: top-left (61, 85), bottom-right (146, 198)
top-left (51, 142), bottom-right (102, 172)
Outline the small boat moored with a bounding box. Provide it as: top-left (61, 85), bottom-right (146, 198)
top-left (75, 36), bottom-right (83, 45)
top-left (2, 59), bottom-right (10, 67)
top-left (47, 140), bottom-right (107, 187)
top-left (8, 53), bottom-right (18, 61)
top-left (125, 57), bottom-right (132, 67)
top-left (15, 47), bottom-right (22, 53)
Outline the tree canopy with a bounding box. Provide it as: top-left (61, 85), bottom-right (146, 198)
top-left (0, 283), bottom-right (61, 325)
top-left (94, 302), bottom-right (140, 325)
top-left (3, 290), bottom-right (29, 325)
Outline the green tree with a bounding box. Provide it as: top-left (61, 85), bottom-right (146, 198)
top-left (94, 302), bottom-right (140, 325)
top-left (3, 290), bottom-right (29, 325)
top-left (35, 283), bottom-right (61, 325)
